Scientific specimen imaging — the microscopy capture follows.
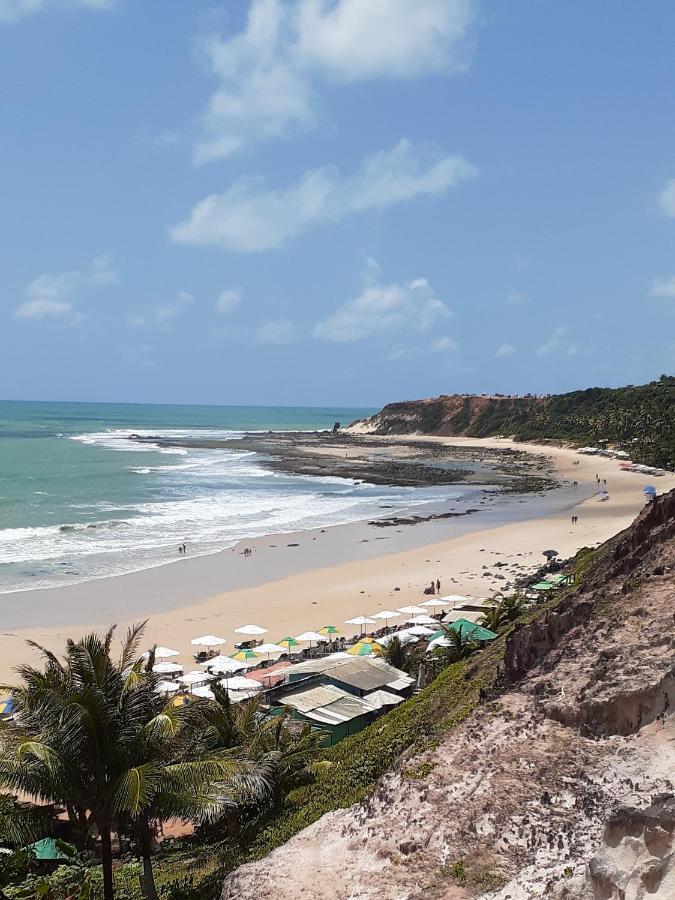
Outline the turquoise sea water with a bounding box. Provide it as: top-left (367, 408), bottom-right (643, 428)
top-left (0, 401), bottom-right (460, 593)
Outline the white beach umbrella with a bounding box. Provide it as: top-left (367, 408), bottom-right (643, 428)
top-left (234, 624), bottom-right (268, 636)
top-left (180, 671), bottom-right (211, 686)
top-left (295, 631), bottom-right (326, 648)
top-left (218, 676), bottom-right (261, 691)
top-left (406, 614), bottom-right (437, 626)
top-left (152, 661), bottom-right (183, 675)
top-left (325, 651), bottom-right (351, 659)
top-left (397, 605), bottom-right (427, 615)
top-left (154, 680), bottom-right (180, 695)
top-left (144, 646), bottom-right (180, 659)
top-left (407, 625), bottom-right (436, 637)
top-left (427, 636), bottom-right (452, 651)
top-left (191, 685), bottom-right (215, 700)
top-left (371, 610), bottom-right (401, 627)
top-left (228, 690), bottom-right (259, 703)
top-left (345, 615), bottom-right (377, 635)
top-left (191, 635), bottom-right (226, 648)
top-left (378, 630), bottom-right (418, 647)
top-left (199, 655), bottom-right (242, 672)
top-left (439, 594), bottom-right (471, 606)
top-left (421, 598), bottom-right (448, 608)
top-left (256, 643), bottom-right (287, 657)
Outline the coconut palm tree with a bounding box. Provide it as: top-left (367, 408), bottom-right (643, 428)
top-left (433, 625), bottom-right (479, 663)
top-left (183, 687), bottom-right (321, 838)
top-left (0, 625), bottom-right (243, 900)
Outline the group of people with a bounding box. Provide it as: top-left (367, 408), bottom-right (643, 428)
top-left (177, 543), bottom-right (187, 555)
top-left (426, 578), bottom-right (441, 595)
top-left (243, 547), bottom-right (253, 558)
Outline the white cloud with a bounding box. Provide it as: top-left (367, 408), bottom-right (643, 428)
top-left (14, 255), bottom-right (116, 321)
top-left (126, 313), bottom-right (145, 327)
top-left (193, 0), bottom-right (478, 162)
top-left (651, 275), bottom-right (675, 298)
top-left (154, 290), bottom-right (195, 325)
top-left (0, 0), bottom-right (115, 24)
top-left (432, 336), bottom-right (458, 353)
top-left (535, 325), bottom-right (575, 357)
top-left (658, 178), bottom-right (675, 217)
top-left (255, 318), bottom-right (298, 344)
top-left (172, 139), bottom-right (477, 252)
top-left (314, 262), bottom-right (450, 342)
top-left (506, 290), bottom-right (530, 305)
top-left (496, 342), bottom-right (515, 357)
top-left (215, 288), bottom-right (242, 313)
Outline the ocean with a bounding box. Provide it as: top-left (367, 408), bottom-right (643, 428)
top-left (0, 401), bottom-right (461, 593)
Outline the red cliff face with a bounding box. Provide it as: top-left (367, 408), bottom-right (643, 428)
top-left (352, 394), bottom-right (548, 437)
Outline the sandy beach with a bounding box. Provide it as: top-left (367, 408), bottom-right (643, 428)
top-left (1, 436), bottom-right (671, 686)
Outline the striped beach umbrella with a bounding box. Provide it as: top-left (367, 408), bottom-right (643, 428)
top-left (230, 649), bottom-right (260, 663)
top-left (278, 636), bottom-right (300, 651)
top-left (319, 625), bottom-right (341, 636)
top-left (347, 639), bottom-right (383, 657)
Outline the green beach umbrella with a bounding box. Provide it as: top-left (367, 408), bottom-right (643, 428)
top-left (230, 649), bottom-right (260, 662)
top-left (319, 625), bottom-right (341, 636)
top-left (278, 636), bottom-right (300, 651)
top-left (439, 619), bottom-right (498, 641)
top-left (26, 838), bottom-right (76, 862)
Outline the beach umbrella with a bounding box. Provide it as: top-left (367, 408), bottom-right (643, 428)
top-left (191, 685), bottom-right (215, 700)
top-left (256, 642), bottom-right (287, 656)
top-left (542, 550), bottom-right (558, 560)
top-left (421, 598), bottom-right (447, 608)
top-left (347, 639), bottom-right (383, 657)
top-left (154, 681), bottom-right (181, 696)
top-left (427, 636), bottom-right (452, 651)
top-left (378, 630), bottom-right (418, 647)
top-left (0, 698), bottom-right (15, 719)
top-left (295, 631), bottom-right (326, 648)
top-left (345, 615), bottom-right (376, 635)
top-left (218, 676), bottom-right (261, 692)
top-left (278, 636), bottom-right (300, 652)
top-left (439, 594), bottom-right (471, 606)
top-left (397, 605), bottom-right (427, 615)
top-left (230, 649), bottom-right (260, 664)
top-left (406, 614), bottom-right (437, 625)
top-left (191, 635), bottom-right (226, 648)
top-left (172, 695), bottom-right (191, 707)
top-left (143, 646), bottom-right (180, 659)
top-left (152, 661), bottom-right (183, 675)
top-left (234, 624), bottom-right (268, 636)
top-left (407, 625), bottom-right (435, 637)
top-left (443, 619), bottom-right (497, 641)
top-left (319, 625), bottom-right (341, 636)
top-left (325, 651), bottom-right (351, 659)
top-left (371, 610), bottom-right (401, 628)
top-left (644, 485), bottom-right (656, 495)
top-left (180, 671), bottom-right (211, 687)
top-left (199, 655), bottom-right (243, 673)
top-left (228, 690), bottom-right (259, 703)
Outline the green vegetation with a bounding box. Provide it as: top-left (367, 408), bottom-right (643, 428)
top-left (0, 548), bottom-right (596, 900)
top-left (467, 376), bottom-right (675, 469)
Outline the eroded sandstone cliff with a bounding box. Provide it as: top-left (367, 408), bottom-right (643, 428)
top-left (221, 492), bottom-right (675, 899)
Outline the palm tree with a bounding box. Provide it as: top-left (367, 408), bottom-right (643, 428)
top-left (433, 625), bottom-right (479, 664)
top-left (0, 625), bottom-right (239, 900)
top-left (184, 687), bottom-right (321, 839)
top-left (383, 636), bottom-right (407, 671)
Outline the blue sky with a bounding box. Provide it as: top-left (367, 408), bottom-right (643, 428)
top-left (1, 0), bottom-right (674, 407)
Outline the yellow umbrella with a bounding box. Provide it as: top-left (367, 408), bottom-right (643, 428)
top-left (230, 649), bottom-right (260, 662)
top-left (347, 639), bottom-right (383, 657)
top-left (319, 624), bottom-right (341, 636)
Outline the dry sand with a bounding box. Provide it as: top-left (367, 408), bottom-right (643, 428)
top-left (0, 437), bottom-right (671, 686)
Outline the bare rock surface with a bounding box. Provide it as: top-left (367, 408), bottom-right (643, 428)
top-left (221, 492), bottom-right (675, 900)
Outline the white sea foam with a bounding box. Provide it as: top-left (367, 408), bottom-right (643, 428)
top-left (2, 424), bottom-right (463, 592)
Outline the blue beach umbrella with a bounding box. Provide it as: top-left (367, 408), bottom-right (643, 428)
top-left (643, 485), bottom-right (656, 495)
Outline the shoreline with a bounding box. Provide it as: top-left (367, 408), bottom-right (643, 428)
top-left (0, 436), bottom-right (672, 685)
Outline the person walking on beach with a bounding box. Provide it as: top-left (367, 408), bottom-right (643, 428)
top-left (436, 578), bottom-right (441, 593)
top-left (430, 581), bottom-right (436, 595)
